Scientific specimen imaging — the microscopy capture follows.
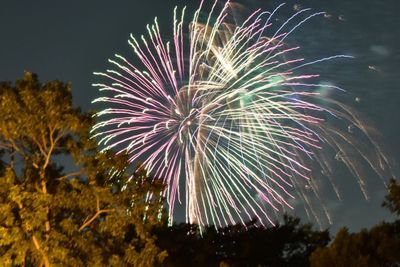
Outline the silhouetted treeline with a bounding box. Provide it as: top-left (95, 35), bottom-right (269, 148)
top-left (153, 179), bottom-right (400, 267)
top-left (154, 216), bottom-right (329, 267)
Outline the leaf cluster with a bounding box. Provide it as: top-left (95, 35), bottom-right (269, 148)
top-left (0, 73), bottom-right (166, 266)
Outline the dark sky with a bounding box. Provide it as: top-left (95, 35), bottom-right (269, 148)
top-left (1, 0), bottom-right (399, 232)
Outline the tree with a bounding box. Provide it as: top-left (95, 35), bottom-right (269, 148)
top-left (0, 72), bottom-right (167, 266)
top-left (383, 179), bottom-right (400, 216)
top-left (155, 215), bottom-right (329, 267)
top-left (310, 223), bottom-right (400, 267)
top-left (310, 179), bottom-right (400, 267)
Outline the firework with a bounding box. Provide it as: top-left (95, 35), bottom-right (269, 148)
top-left (92, 1), bottom-right (393, 228)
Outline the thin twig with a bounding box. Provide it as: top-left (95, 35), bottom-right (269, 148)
top-left (56, 171), bottom-right (83, 181)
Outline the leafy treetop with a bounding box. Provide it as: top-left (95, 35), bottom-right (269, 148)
top-left (0, 72), bottom-right (167, 266)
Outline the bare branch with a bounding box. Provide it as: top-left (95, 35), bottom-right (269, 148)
top-left (79, 195), bottom-right (114, 231)
top-left (96, 195), bottom-right (100, 211)
top-left (42, 129), bottom-right (68, 175)
top-left (56, 171), bottom-right (83, 181)
top-left (32, 235), bottom-right (51, 267)
top-left (53, 129), bottom-right (67, 144)
top-left (31, 136), bottom-right (47, 158)
top-left (8, 139), bottom-right (27, 158)
top-left (78, 209), bottom-right (114, 232)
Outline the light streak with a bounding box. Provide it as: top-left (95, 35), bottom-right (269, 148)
top-left (92, 1), bottom-right (394, 228)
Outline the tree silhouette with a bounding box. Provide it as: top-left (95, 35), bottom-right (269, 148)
top-left (383, 179), bottom-right (400, 216)
top-left (310, 179), bottom-right (400, 267)
top-left (155, 215), bottom-right (329, 267)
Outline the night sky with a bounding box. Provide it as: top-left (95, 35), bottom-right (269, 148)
top-left (1, 0), bottom-right (399, 232)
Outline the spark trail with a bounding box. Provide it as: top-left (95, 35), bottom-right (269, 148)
top-left (92, 1), bottom-right (394, 228)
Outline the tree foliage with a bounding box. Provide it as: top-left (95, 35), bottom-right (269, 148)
top-left (155, 215), bottom-right (329, 267)
top-left (310, 222), bottom-right (400, 267)
top-left (310, 179), bottom-right (400, 267)
top-left (0, 73), bottom-right (167, 266)
top-left (383, 179), bottom-right (400, 217)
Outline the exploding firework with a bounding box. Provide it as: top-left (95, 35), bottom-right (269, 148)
top-left (92, 1), bottom-right (393, 228)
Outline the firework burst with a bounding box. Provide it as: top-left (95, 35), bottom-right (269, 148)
top-left (92, 1), bottom-right (393, 228)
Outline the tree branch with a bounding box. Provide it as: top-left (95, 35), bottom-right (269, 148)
top-left (32, 235), bottom-right (51, 267)
top-left (79, 195), bottom-right (114, 232)
top-left (31, 136), bottom-right (47, 158)
top-left (56, 171), bottom-right (83, 181)
top-left (8, 138), bottom-right (27, 159)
